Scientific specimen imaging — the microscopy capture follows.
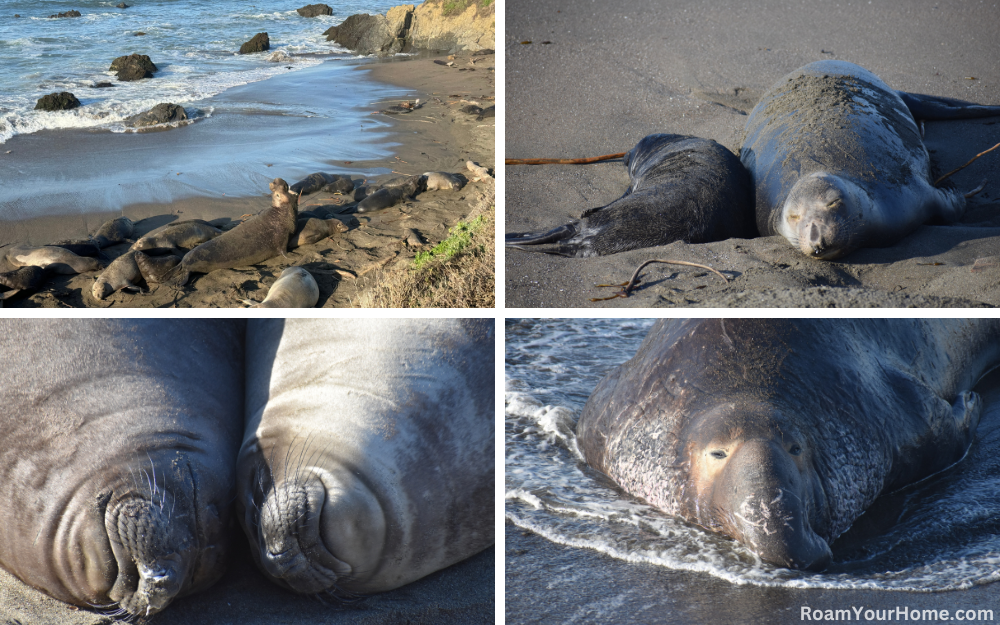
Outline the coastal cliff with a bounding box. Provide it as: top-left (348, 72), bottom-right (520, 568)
top-left (324, 0), bottom-right (494, 55)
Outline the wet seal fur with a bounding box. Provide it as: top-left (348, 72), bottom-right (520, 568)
top-left (506, 134), bottom-right (755, 256)
top-left (247, 266), bottom-right (318, 308)
top-left (0, 320), bottom-right (245, 616)
top-left (577, 319), bottom-right (1000, 570)
top-left (236, 319), bottom-right (495, 595)
top-left (741, 60), bottom-right (1000, 260)
top-left (165, 179), bottom-right (298, 286)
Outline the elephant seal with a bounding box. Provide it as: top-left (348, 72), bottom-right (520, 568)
top-left (4, 244), bottom-right (102, 274)
top-left (236, 319), bottom-right (494, 595)
top-left (0, 265), bottom-right (50, 294)
top-left (0, 320), bottom-right (244, 616)
top-left (132, 220), bottom-right (222, 252)
top-left (247, 266), bottom-right (318, 308)
top-left (289, 217), bottom-right (348, 249)
top-left (51, 239), bottom-right (105, 258)
top-left (505, 134), bottom-right (755, 256)
top-left (577, 319), bottom-right (1000, 570)
top-left (134, 250), bottom-right (182, 284)
top-left (165, 179), bottom-right (298, 286)
top-left (289, 172), bottom-right (355, 196)
top-left (92, 250), bottom-right (143, 300)
top-left (355, 178), bottom-right (419, 213)
top-left (423, 171), bottom-right (465, 191)
top-left (91, 216), bottom-right (134, 248)
top-left (741, 61), bottom-right (1000, 260)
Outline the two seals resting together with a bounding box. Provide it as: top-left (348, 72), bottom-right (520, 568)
top-left (0, 319), bottom-right (494, 616)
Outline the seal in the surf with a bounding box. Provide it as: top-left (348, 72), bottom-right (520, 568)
top-left (0, 320), bottom-right (245, 616)
top-left (236, 319), bottom-right (494, 595)
top-left (4, 245), bottom-right (103, 274)
top-left (505, 134), bottom-right (755, 256)
top-left (576, 319), bottom-right (1000, 570)
top-left (165, 178), bottom-right (298, 286)
top-left (741, 60), bottom-right (1000, 260)
top-left (246, 266), bottom-right (318, 308)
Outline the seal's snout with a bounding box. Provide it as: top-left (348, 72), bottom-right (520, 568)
top-left (719, 439), bottom-right (832, 571)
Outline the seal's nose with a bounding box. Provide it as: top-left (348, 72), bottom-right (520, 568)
top-left (808, 223), bottom-right (827, 256)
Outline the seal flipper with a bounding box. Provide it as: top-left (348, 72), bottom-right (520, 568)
top-left (505, 223), bottom-right (580, 247)
top-left (899, 92), bottom-right (1000, 120)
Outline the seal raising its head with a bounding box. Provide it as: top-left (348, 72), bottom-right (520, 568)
top-left (577, 319), bottom-right (1000, 570)
top-left (505, 134), bottom-right (755, 256)
top-left (741, 61), bottom-right (1000, 259)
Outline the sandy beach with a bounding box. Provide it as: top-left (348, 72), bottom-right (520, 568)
top-left (0, 51), bottom-right (495, 308)
top-left (505, 0), bottom-right (1000, 308)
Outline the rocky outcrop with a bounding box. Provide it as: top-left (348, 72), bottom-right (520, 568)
top-left (110, 53), bottom-right (157, 81)
top-left (297, 4), bottom-right (332, 17)
top-left (35, 92), bottom-right (81, 111)
top-left (324, 1), bottom-right (493, 55)
top-left (130, 103), bottom-right (187, 127)
top-left (49, 10), bottom-right (81, 18)
top-left (239, 32), bottom-right (270, 54)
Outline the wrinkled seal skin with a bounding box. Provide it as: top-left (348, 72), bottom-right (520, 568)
top-left (577, 319), bottom-right (1000, 571)
top-left (166, 178), bottom-right (298, 286)
top-left (741, 61), bottom-right (1000, 260)
top-left (251, 266), bottom-right (318, 308)
top-left (0, 320), bottom-right (245, 617)
top-left (237, 319), bottom-right (494, 596)
top-left (505, 134), bottom-right (755, 256)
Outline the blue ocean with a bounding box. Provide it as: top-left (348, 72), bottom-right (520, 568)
top-left (0, 0), bottom-right (401, 143)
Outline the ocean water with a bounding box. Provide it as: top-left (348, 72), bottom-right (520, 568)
top-left (505, 318), bottom-right (1000, 592)
top-left (0, 0), bottom-right (402, 143)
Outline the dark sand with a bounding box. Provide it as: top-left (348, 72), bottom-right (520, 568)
top-left (0, 532), bottom-right (494, 625)
top-left (505, 0), bottom-right (1000, 308)
top-left (0, 52), bottom-right (495, 308)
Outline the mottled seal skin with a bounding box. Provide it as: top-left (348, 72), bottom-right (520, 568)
top-left (355, 178), bottom-right (419, 213)
top-left (250, 267), bottom-right (318, 308)
top-left (741, 61), bottom-right (1000, 260)
top-left (289, 217), bottom-right (348, 249)
top-left (92, 250), bottom-right (143, 300)
top-left (577, 319), bottom-right (1000, 570)
top-left (4, 245), bottom-right (102, 274)
top-left (91, 216), bottom-right (134, 248)
top-left (423, 171), bottom-right (465, 191)
top-left (236, 319), bottom-right (494, 596)
top-left (166, 179), bottom-right (298, 286)
top-left (132, 221), bottom-right (222, 252)
top-left (505, 134), bottom-right (755, 257)
top-left (0, 320), bottom-right (245, 616)
top-left (289, 172), bottom-right (355, 196)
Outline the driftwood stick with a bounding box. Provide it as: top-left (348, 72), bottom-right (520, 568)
top-left (935, 141), bottom-right (1000, 185)
top-left (506, 152), bottom-right (627, 165)
top-left (590, 259), bottom-right (729, 301)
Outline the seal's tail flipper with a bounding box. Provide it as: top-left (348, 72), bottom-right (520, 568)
top-left (505, 223), bottom-right (580, 252)
top-left (899, 92), bottom-right (1000, 121)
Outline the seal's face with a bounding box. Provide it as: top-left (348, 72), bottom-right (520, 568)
top-left (781, 173), bottom-right (866, 260)
top-left (687, 403), bottom-right (832, 570)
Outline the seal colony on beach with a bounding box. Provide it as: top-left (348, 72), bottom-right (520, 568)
top-left (577, 319), bottom-right (1000, 570)
top-left (507, 61), bottom-right (1000, 262)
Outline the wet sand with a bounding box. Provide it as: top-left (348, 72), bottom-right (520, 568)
top-left (0, 51), bottom-right (495, 308)
top-left (505, 0), bottom-right (1000, 308)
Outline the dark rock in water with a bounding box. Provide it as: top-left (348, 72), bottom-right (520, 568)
top-left (116, 2), bottom-right (130, 7)
top-left (35, 92), bottom-right (80, 111)
top-left (14, 14), bottom-right (20, 18)
top-left (49, 10), bottom-right (81, 18)
top-left (239, 32), bottom-right (270, 54)
top-left (110, 53), bottom-right (157, 81)
top-left (130, 103), bottom-right (187, 127)
top-left (134, 31), bottom-right (146, 36)
top-left (323, 8), bottom-right (413, 56)
top-left (92, 82), bottom-right (114, 88)
top-left (296, 3), bottom-right (332, 17)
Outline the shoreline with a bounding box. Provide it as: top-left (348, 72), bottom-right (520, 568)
top-left (0, 48), bottom-right (495, 307)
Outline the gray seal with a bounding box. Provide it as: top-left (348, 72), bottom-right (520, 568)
top-left (423, 171), bottom-right (465, 191)
top-left (247, 266), bottom-right (318, 308)
top-left (356, 177), bottom-right (420, 213)
top-left (0, 320), bottom-right (245, 616)
top-left (91, 216), bottom-right (135, 248)
top-left (289, 172), bottom-right (355, 196)
top-left (577, 319), bottom-right (1000, 570)
top-left (132, 220), bottom-right (222, 252)
top-left (92, 250), bottom-right (143, 300)
top-left (4, 244), bottom-right (103, 274)
top-left (289, 216), bottom-right (348, 249)
top-left (505, 134), bottom-right (755, 256)
top-left (741, 60), bottom-right (1000, 259)
top-left (236, 319), bottom-right (494, 595)
top-left (166, 179), bottom-right (298, 286)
